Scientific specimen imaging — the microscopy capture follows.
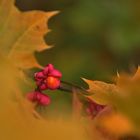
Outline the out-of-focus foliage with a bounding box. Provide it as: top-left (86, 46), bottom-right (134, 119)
top-left (0, 1), bottom-right (102, 140)
top-left (84, 67), bottom-right (140, 138)
top-left (0, 1), bottom-right (90, 140)
top-left (110, 67), bottom-right (140, 133)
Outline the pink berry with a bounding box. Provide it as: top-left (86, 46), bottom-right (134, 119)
top-left (85, 98), bottom-right (105, 118)
top-left (43, 66), bottom-right (49, 76)
top-left (46, 76), bottom-right (60, 90)
top-left (47, 64), bottom-right (54, 72)
top-left (37, 93), bottom-right (51, 106)
top-left (26, 92), bottom-right (36, 101)
top-left (48, 69), bottom-right (62, 78)
top-left (39, 83), bottom-right (48, 90)
top-left (26, 91), bottom-right (51, 106)
top-left (36, 79), bottom-right (42, 86)
top-left (34, 64), bottom-right (62, 91)
top-left (34, 71), bottom-right (45, 80)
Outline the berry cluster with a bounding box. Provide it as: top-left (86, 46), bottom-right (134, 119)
top-left (27, 91), bottom-right (51, 106)
top-left (34, 64), bottom-right (62, 90)
top-left (27, 64), bottom-right (62, 106)
top-left (85, 98), bottom-right (105, 118)
top-left (26, 64), bottom-right (105, 118)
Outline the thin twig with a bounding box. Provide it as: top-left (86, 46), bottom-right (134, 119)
top-left (59, 80), bottom-right (91, 95)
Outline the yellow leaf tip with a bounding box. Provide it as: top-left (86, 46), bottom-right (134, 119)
top-left (116, 71), bottom-right (120, 78)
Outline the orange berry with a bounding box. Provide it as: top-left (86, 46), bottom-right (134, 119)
top-left (46, 76), bottom-right (60, 90)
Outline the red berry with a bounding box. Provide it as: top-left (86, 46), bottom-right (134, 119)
top-left (34, 64), bottom-right (62, 91)
top-left (46, 76), bottom-right (60, 90)
top-left (34, 71), bottom-right (45, 80)
top-left (85, 98), bottom-right (105, 118)
top-left (36, 79), bottom-right (42, 86)
top-left (43, 66), bottom-right (49, 76)
top-left (37, 93), bottom-right (51, 106)
top-left (26, 91), bottom-right (51, 106)
top-left (26, 92), bottom-right (36, 101)
top-left (48, 69), bottom-right (62, 78)
top-left (47, 64), bottom-right (54, 72)
top-left (39, 83), bottom-right (48, 90)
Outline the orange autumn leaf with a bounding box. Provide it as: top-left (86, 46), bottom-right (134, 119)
top-left (82, 78), bottom-right (119, 105)
top-left (0, 0), bottom-right (58, 69)
top-left (116, 66), bottom-right (140, 88)
top-left (96, 113), bottom-right (134, 136)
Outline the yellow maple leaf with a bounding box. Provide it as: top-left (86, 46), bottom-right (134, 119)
top-left (82, 78), bottom-right (119, 105)
top-left (0, 0), bottom-right (58, 69)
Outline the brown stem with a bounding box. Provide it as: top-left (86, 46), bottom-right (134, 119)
top-left (59, 80), bottom-right (91, 95)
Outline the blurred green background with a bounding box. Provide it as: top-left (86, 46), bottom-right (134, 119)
top-left (16, 0), bottom-right (140, 118)
top-left (16, 0), bottom-right (140, 83)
